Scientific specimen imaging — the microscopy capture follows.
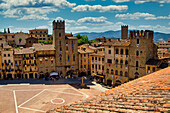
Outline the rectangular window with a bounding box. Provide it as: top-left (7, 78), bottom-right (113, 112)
top-left (121, 49), bottom-right (124, 55)
top-left (73, 54), bottom-right (75, 61)
top-left (153, 67), bottom-right (155, 72)
top-left (136, 61), bottom-right (138, 67)
top-left (107, 69), bottom-right (109, 73)
top-left (107, 59), bottom-right (112, 63)
top-left (108, 50), bottom-right (111, 54)
top-left (92, 64), bottom-right (94, 68)
top-left (126, 49), bottom-right (129, 55)
top-left (102, 58), bottom-right (104, 61)
top-left (148, 66), bottom-right (150, 70)
top-left (137, 39), bottom-right (139, 44)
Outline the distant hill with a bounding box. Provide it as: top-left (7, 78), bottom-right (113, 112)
top-left (74, 30), bottom-right (170, 43)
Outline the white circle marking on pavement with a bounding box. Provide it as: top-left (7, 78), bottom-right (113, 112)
top-left (51, 98), bottom-right (65, 104)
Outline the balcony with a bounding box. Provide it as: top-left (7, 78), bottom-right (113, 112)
top-left (15, 69), bottom-right (22, 72)
top-left (2, 69), bottom-right (14, 72)
top-left (2, 62), bottom-right (13, 66)
top-left (23, 63), bottom-right (36, 67)
top-left (37, 54), bottom-right (55, 57)
top-left (23, 57), bottom-right (36, 60)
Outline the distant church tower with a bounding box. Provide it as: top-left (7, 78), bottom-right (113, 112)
top-left (53, 20), bottom-right (66, 76)
top-left (121, 25), bottom-right (128, 39)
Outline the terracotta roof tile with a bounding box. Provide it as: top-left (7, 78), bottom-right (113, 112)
top-left (29, 29), bottom-right (48, 31)
top-left (50, 67), bottom-right (170, 113)
top-left (33, 43), bottom-right (55, 51)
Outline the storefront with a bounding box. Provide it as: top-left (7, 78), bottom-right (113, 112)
top-left (92, 73), bottom-right (105, 83)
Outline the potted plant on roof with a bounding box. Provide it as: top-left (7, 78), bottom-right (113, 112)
top-left (19, 38), bottom-right (22, 43)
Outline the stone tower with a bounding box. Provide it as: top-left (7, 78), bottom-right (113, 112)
top-left (128, 30), bottom-right (156, 79)
top-left (121, 25), bottom-right (128, 39)
top-left (53, 20), bottom-right (66, 76)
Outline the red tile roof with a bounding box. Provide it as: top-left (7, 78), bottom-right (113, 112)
top-left (49, 67), bottom-right (170, 113)
top-left (29, 29), bottom-right (48, 31)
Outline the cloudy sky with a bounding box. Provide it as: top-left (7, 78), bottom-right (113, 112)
top-left (0, 0), bottom-right (170, 34)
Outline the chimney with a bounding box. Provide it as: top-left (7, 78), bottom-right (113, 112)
top-left (8, 28), bottom-right (10, 33)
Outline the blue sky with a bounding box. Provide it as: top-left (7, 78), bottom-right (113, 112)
top-left (0, 0), bottom-right (170, 34)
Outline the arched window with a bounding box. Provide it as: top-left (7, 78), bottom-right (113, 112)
top-left (115, 70), bottom-right (118, 75)
top-left (120, 71), bottom-right (123, 76)
top-left (116, 49), bottom-right (119, 54)
top-left (120, 60), bottom-right (123, 64)
top-left (111, 69), bottom-right (114, 74)
top-left (125, 60), bottom-right (128, 65)
top-left (116, 59), bottom-right (118, 64)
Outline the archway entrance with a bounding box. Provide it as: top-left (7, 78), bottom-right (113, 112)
top-left (7, 73), bottom-right (12, 80)
top-left (115, 80), bottom-right (122, 87)
top-left (35, 73), bottom-right (38, 78)
top-left (25, 74), bottom-right (28, 79)
top-left (107, 78), bottom-right (112, 86)
top-left (80, 72), bottom-right (86, 77)
top-left (29, 73), bottom-right (33, 78)
top-left (17, 73), bottom-right (21, 79)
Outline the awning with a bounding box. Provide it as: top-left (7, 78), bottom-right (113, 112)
top-left (91, 73), bottom-right (97, 76)
top-left (50, 72), bottom-right (58, 76)
top-left (107, 78), bottom-right (112, 81)
top-left (92, 73), bottom-right (104, 78)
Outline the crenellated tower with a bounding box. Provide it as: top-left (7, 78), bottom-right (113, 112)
top-left (53, 20), bottom-right (66, 76)
top-left (128, 30), bottom-right (157, 79)
top-left (121, 25), bottom-right (128, 39)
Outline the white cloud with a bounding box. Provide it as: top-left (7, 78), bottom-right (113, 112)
top-left (0, 0), bottom-right (76, 9)
top-left (137, 24), bottom-right (170, 33)
top-left (0, 0), bottom-right (76, 20)
top-left (112, 0), bottom-right (170, 4)
top-left (17, 14), bottom-right (49, 20)
top-left (115, 12), bottom-right (170, 20)
top-left (160, 4), bottom-right (164, 7)
top-left (156, 15), bottom-right (170, 19)
top-left (71, 5), bottom-right (128, 12)
top-left (77, 16), bottom-right (113, 24)
top-left (115, 12), bottom-right (155, 20)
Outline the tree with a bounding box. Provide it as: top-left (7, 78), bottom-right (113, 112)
top-left (76, 34), bottom-right (82, 39)
top-left (76, 34), bottom-right (90, 46)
